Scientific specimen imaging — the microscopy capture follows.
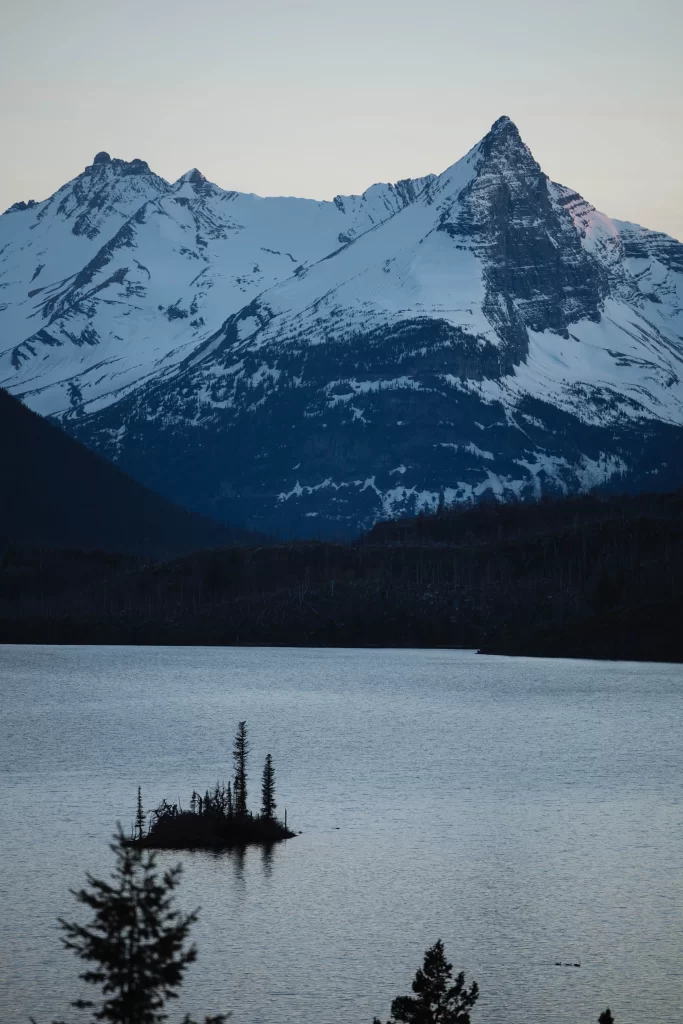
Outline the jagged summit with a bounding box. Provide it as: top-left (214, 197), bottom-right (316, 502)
top-left (488, 114), bottom-right (518, 134)
top-left (4, 198), bottom-right (37, 214)
top-left (84, 153), bottom-right (152, 176)
top-left (176, 168), bottom-right (207, 185)
top-left (478, 114), bottom-right (530, 163)
top-left (173, 167), bottom-right (218, 197)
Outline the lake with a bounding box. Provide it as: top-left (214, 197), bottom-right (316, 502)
top-left (0, 645), bottom-right (681, 1024)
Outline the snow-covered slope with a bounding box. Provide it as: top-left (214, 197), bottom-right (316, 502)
top-left (3, 117), bottom-right (683, 536)
top-left (0, 155), bottom-right (432, 415)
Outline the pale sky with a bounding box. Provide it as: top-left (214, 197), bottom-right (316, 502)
top-left (2, 0), bottom-right (682, 239)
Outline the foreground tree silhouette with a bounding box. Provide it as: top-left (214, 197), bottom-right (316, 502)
top-left (260, 754), bottom-right (276, 820)
top-left (373, 940), bottom-right (478, 1024)
top-left (598, 1011), bottom-right (615, 1024)
top-left (54, 827), bottom-right (226, 1024)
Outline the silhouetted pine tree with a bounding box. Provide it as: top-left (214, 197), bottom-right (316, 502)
top-left (227, 781), bottom-right (233, 817)
top-left (56, 827), bottom-right (228, 1024)
top-left (599, 1011), bottom-right (615, 1024)
top-left (261, 754), bottom-right (276, 820)
top-left (373, 940), bottom-right (478, 1024)
top-left (135, 786), bottom-right (146, 842)
top-left (232, 721), bottom-right (249, 816)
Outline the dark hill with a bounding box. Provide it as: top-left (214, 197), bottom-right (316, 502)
top-left (0, 388), bottom-right (252, 556)
top-left (2, 489), bottom-right (683, 661)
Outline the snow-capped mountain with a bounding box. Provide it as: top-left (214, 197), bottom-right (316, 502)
top-left (0, 154), bottom-right (432, 415)
top-left (3, 117), bottom-right (683, 536)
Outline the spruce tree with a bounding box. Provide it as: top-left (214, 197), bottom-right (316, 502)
top-left (373, 940), bottom-right (478, 1024)
top-left (55, 827), bottom-right (226, 1024)
top-left (598, 1011), bottom-right (615, 1024)
top-left (135, 786), bottom-right (146, 842)
top-left (260, 754), bottom-right (276, 820)
top-left (232, 721), bottom-right (249, 816)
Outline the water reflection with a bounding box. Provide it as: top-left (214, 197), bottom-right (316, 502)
top-left (260, 842), bottom-right (275, 878)
top-left (180, 841), bottom-right (277, 886)
top-left (225, 845), bottom-right (247, 891)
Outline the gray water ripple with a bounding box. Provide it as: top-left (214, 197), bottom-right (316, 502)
top-left (0, 645), bottom-right (681, 1024)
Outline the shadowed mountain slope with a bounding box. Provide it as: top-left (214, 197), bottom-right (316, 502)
top-left (0, 388), bottom-right (249, 556)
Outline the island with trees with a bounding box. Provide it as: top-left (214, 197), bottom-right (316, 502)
top-left (131, 721), bottom-right (295, 849)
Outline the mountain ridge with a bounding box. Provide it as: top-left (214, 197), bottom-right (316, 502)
top-left (2, 117), bottom-right (683, 536)
top-left (1, 149), bottom-right (434, 421)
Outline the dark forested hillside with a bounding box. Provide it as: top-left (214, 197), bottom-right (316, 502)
top-left (2, 489), bottom-right (683, 661)
top-left (0, 389), bottom-right (253, 556)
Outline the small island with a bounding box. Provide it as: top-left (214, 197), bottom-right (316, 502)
top-left (131, 721), bottom-right (295, 850)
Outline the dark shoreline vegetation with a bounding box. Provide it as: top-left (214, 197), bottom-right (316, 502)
top-left (130, 723), bottom-right (295, 850)
top-left (3, 488), bottom-right (683, 661)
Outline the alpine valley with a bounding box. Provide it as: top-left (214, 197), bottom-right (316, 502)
top-left (3, 117), bottom-right (683, 537)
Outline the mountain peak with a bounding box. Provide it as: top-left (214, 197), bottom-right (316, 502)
top-left (489, 114), bottom-right (518, 134)
top-left (84, 154), bottom-right (152, 177)
top-left (478, 114), bottom-right (532, 165)
top-left (482, 114), bottom-right (522, 146)
top-left (177, 168), bottom-right (206, 185)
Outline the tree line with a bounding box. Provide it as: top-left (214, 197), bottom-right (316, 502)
top-left (3, 488), bottom-right (683, 660)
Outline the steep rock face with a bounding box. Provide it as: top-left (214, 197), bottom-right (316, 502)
top-left (3, 117), bottom-right (683, 537)
top-left (443, 116), bottom-right (605, 349)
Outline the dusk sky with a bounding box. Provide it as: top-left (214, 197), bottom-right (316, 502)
top-left (2, 0), bottom-right (682, 238)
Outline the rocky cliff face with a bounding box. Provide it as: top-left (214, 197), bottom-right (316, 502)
top-left (445, 117), bottom-right (606, 349)
top-left (2, 118), bottom-right (683, 536)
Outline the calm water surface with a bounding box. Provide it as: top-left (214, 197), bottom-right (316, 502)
top-left (0, 645), bottom-right (681, 1024)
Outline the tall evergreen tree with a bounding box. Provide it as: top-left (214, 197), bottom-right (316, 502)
top-left (260, 754), bottom-right (276, 820)
top-left (598, 1011), bottom-right (615, 1024)
top-left (56, 827), bottom-right (228, 1024)
top-left (135, 786), bottom-right (146, 842)
top-left (232, 721), bottom-right (249, 816)
top-left (373, 940), bottom-right (478, 1024)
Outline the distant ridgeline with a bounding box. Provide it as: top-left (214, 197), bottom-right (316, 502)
top-left (132, 722), bottom-right (295, 849)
